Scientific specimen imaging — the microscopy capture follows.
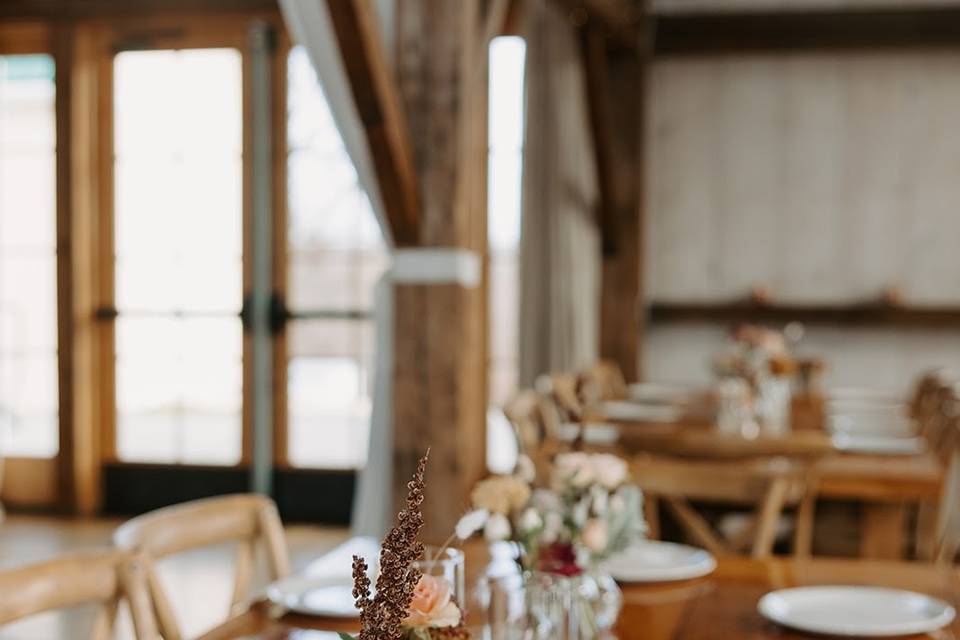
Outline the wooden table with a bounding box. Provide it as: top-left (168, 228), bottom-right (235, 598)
top-left (601, 416), bottom-right (944, 559)
top-left (205, 554), bottom-right (960, 639)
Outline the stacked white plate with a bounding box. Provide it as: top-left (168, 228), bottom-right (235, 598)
top-left (599, 540), bottom-right (716, 583)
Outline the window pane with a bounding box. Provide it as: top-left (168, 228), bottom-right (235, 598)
top-left (116, 317), bottom-right (242, 465)
top-left (487, 38), bottom-right (525, 410)
top-left (0, 54), bottom-right (58, 458)
top-left (285, 46), bottom-right (387, 469)
top-left (286, 46), bottom-right (387, 313)
top-left (287, 319), bottom-right (374, 469)
top-left (113, 49), bottom-right (243, 465)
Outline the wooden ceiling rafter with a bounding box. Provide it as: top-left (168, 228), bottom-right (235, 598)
top-left (325, 0), bottom-right (421, 246)
top-left (0, 0), bottom-right (279, 19)
top-left (554, 0), bottom-right (645, 49)
top-left (654, 7), bottom-right (960, 55)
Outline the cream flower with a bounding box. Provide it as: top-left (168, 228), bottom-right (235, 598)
top-left (484, 512), bottom-right (512, 542)
top-left (518, 507), bottom-right (543, 534)
top-left (592, 453), bottom-right (629, 490)
top-left (471, 476), bottom-right (531, 515)
top-left (553, 452), bottom-right (595, 489)
top-left (403, 574), bottom-right (462, 629)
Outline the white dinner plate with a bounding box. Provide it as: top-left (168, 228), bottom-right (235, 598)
top-left (758, 586), bottom-right (956, 637)
top-left (599, 541), bottom-right (716, 583)
top-left (266, 574), bottom-right (361, 618)
top-left (831, 433), bottom-right (925, 455)
top-left (600, 401), bottom-right (682, 423)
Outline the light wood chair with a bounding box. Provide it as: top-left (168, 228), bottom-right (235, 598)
top-left (0, 549), bottom-right (158, 639)
top-left (579, 360), bottom-right (629, 404)
top-left (113, 494), bottom-right (290, 640)
top-left (631, 453), bottom-right (818, 559)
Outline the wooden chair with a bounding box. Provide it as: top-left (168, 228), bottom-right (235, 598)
top-left (113, 494), bottom-right (290, 640)
top-left (631, 453), bottom-right (819, 559)
top-left (0, 549), bottom-right (158, 639)
top-left (579, 360), bottom-right (629, 404)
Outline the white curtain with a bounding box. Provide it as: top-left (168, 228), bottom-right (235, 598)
top-left (519, 0), bottom-right (601, 386)
top-left (279, 0), bottom-right (396, 249)
top-left (280, 0), bottom-right (396, 536)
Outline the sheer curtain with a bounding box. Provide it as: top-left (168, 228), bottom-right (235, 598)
top-left (280, 0), bottom-right (395, 537)
top-left (519, 0), bottom-right (602, 387)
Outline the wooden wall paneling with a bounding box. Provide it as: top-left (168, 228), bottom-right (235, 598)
top-left (324, 0), bottom-right (421, 246)
top-left (647, 52), bottom-right (960, 305)
top-left (391, 0), bottom-right (490, 542)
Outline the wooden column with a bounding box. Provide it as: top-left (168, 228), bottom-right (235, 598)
top-left (391, 0), bottom-right (490, 542)
top-left (585, 33), bottom-right (647, 382)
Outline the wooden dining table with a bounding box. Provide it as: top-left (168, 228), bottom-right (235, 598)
top-left (204, 546), bottom-right (959, 640)
top-left (589, 411), bottom-right (944, 560)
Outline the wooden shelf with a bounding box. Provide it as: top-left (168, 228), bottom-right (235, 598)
top-left (648, 302), bottom-right (960, 329)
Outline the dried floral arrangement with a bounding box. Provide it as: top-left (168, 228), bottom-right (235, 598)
top-left (340, 451), bottom-right (470, 640)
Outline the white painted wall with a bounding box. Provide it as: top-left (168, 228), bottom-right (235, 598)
top-left (644, 52), bottom-right (960, 393)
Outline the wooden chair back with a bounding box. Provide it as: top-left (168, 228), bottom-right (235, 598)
top-left (113, 494), bottom-right (290, 640)
top-left (579, 360), bottom-right (628, 403)
top-left (631, 452), bottom-right (818, 559)
top-left (0, 550), bottom-right (157, 639)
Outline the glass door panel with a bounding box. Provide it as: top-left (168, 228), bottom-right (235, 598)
top-left (284, 46), bottom-right (387, 470)
top-left (113, 48), bottom-right (243, 465)
top-left (0, 54), bottom-right (59, 459)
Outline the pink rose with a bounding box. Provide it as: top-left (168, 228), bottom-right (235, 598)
top-left (403, 574), bottom-right (462, 629)
top-left (582, 519), bottom-right (609, 554)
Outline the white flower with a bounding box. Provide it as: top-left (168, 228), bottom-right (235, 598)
top-left (531, 489), bottom-right (561, 512)
top-left (572, 497), bottom-right (590, 527)
top-left (553, 452), bottom-right (595, 489)
top-left (518, 507), bottom-right (543, 534)
top-left (581, 519), bottom-right (609, 553)
top-left (541, 511), bottom-right (563, 544)
top-left (484, 513), bottom-right (512, 542)
top-left (591, 453), bottom-right (629, 490)
top-left (514, 454), bottom-right (536, 484)
top-left (590, 485), bottom-right (609, 517)
top-left (455, 509), bottom-right (489, 540)
top-left (608, 493), bottom-right (625, 514)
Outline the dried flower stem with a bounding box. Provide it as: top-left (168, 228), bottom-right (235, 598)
top-left (351, 451), bottom-right (430, 640)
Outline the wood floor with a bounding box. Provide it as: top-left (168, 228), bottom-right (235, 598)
top-left (0, 514), bottom-right (350, 639)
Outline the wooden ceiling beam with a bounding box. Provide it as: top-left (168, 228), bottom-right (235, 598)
top-left (653, 8), bottom-right (960, 55)
top-left (554, 0), bottom-right (645, 49)
top-left (0, 0), bottom-right (278, 19)
top-left (578, 24), bottom-right (618, 256)
top-left (325, 0), bottom-right (420, 246)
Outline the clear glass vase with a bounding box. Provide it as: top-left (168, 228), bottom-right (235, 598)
top-left (523, 570), bottom-right (621, 639)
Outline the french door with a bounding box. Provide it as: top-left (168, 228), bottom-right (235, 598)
top-left (0, 24), bottom-right (62, 509)
top-left (97, 15), bottom-right (383, 522)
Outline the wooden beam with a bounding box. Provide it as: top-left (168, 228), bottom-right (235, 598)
top-left (653, 8), bottom-right (960, 55)
top-left (325, 0), bottom-right (421, 246)
top-left (579, 25), bottom-right (617, 257)
top-left (0, 0), bottom-right (278, 19)
top-left (554, 0), bottom-right (644, 49)
top-left (391, 0), bottom-right (489, 542)
top-left (587, 26), bottom-right (646, 381)
top-left (649, 301), bottom-right (960, 329)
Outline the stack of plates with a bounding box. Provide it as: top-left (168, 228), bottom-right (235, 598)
top-left (599, 540), bottom-right (716, 583)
